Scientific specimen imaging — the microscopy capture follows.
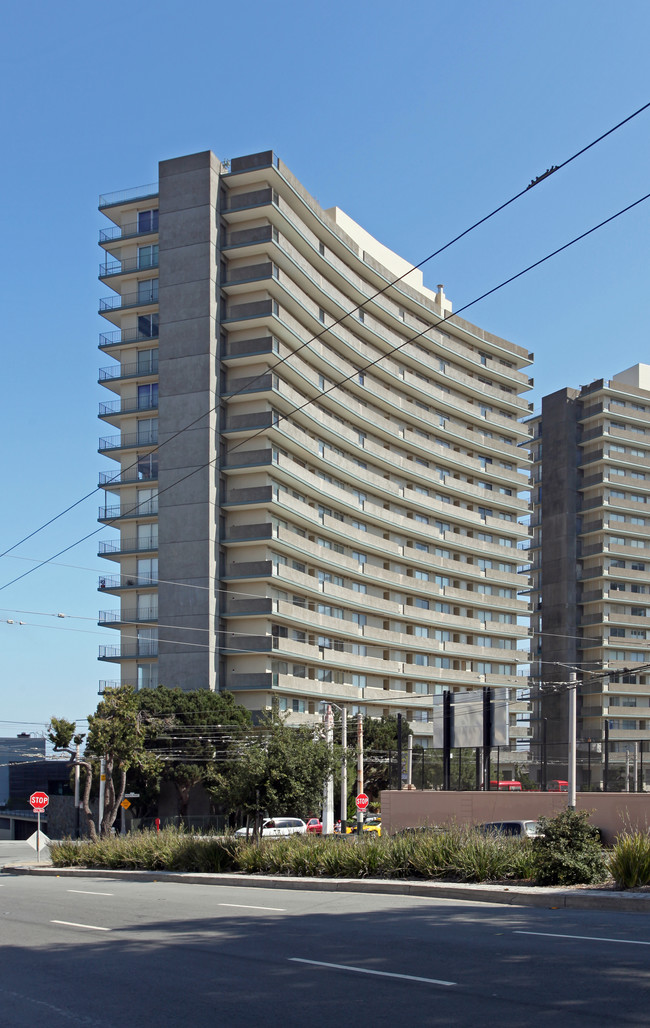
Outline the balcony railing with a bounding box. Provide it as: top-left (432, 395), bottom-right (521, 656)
top-left (99, 574), bottom-right (158, 590)
top-left (99, 608), bottom-right (158, 624)
top-left (99, 357), bottom-right (158, 381)
top-left (99, 644), bottom-right (158, 659)
top-left (99, 326), bottom-right (159, 348)
top-left (99, 287), bottom-right (158, 312)
top-left (99, 218), bottom-right (158, 244)
top-left (99, 396), bottom-right (158, 417)
top-left (98, 468), bottom-right (158, 487)
top-left (99, 501), bottom-right (158, 519)
top-left (99, 430), bottom-right (158, 451)
top-left (100, 254), bottom-right (159, 277)
top-left (99, 183), bottom-right (158, 209)
top-left (98, 535), bottom-right (158, 555)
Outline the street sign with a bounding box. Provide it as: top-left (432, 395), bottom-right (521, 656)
top-left (355, 793), bottom-right (369, 810)
top-left (29, 791), bottom-right (49, 811)
top-left (120, 798), bottom-right (131, 810)
top-left (26, 831), bottom-right (50, 851)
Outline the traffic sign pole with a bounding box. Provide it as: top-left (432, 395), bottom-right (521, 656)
top-left (37, 810), bottom-right (41, 863)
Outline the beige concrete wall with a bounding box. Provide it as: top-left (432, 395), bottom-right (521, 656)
top-left (381, 790), bottom-right (650, 845)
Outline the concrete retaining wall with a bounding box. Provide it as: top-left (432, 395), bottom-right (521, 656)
top-left (380, 790), bottom-right (650, 845)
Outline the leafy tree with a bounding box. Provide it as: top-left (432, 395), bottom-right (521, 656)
top-left (209, 709), bottom-right (336, 832)
top-left (361, 715), bottom-right (411, 798)
top-left (134, 686), bottom-right (252, 816)
top-left (49, 686), bottom-right (161, 839)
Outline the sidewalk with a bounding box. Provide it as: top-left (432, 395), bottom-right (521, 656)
top-left (5, 862), bottom-right (650, 913)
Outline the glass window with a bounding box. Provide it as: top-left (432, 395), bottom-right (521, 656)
top-left (137, 209), bottom-right (159, 233)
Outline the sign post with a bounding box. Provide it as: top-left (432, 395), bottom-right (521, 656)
top-left (29, 792), bottom-right (49, 862)
top-left (355, 792), bottom-right (369, 834)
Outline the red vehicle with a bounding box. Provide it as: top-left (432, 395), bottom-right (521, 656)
top-left (548, 780), bottom-right (569, 792)
top-left (490, 780), bottom-right (522, 792)
top-left (306, 818), bottom-right (322, 834)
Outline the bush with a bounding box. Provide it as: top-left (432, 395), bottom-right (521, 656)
top-left (532, 808), bottom-right (607, 886)
top-left (609, 832), bottom-right (650, 889)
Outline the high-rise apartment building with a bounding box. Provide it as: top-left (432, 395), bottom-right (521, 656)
top-left (530, 364), bottom-right (650, 786)
top-left (97, 149), bottom-right (533, 746)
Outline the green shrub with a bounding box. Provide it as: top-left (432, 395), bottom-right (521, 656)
top-left (532, 808), bottom-right (607, 886)
top-left (50, 824), bottom-right (539, 884)
top-left (609, 832), bottom-right (650, 889)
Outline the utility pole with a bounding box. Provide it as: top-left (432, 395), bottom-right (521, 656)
top-left (340, 706), bottom-right (348, 833)
top-left (74, 742), bottom-right (80, 839)
top-left (625, 748), bottom-right (630, 793)
top-left (322, 704), bottom-right (334, 834)
top-left (98, 756), bottom-right (106, 835)
top-left (397, 713), bottom-right (403, 791)
top-left (407, 732), bottom-right (413, 788)
top-left (356, 713), bottom-right (364, 835)
top-left (604, 719), bottom-right (609, 792)
top-left (568, 673), bottom-right (577, 810)
top-left (634, 743), bottom-right (639, 793)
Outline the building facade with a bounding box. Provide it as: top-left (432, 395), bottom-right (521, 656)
top-left (530, 364), bottom-right (650, 787)
top-left (97, 149), bottom-right (533, 747)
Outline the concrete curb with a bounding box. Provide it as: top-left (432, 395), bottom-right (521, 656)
top-left (5, 864), bottom-right (650, 912)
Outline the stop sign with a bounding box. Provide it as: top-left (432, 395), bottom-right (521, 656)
top-left (355, 793), bottom-right (369, 810)
top-left (30, 792), bottom-right (49, 812)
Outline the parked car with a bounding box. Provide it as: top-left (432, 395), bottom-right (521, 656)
top-left (345, 815), bottom-right (381, 837)
top-left (235, 817), bottom-right (307, 838)
top-left (306, 818), bottom-right (322, 834)
top-left (476, 820), bottom-right (540, 839)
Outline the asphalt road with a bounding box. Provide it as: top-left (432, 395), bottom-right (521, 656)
top-left (1, 871), bottom-right (649, 1026)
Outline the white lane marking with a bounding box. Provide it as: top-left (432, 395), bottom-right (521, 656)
top-left (290, 957), bottom-right (456, 987)
top-left (67, 889), bottom-right (114, 896)
top-left (219, 902), bottom-right (286, 912)
top-left (515, 930), bottom-right (650, 946)
top-left (51, 919), bottom-right (111, 932)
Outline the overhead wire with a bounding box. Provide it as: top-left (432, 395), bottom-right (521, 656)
top-left (2, 101), bottom-right (649, 576)
top-left (3, 187), bottom-right (650, 597)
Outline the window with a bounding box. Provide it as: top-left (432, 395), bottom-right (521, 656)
top-left (351, 674), bottom-right (367, 688)
top-left (138, 313), bottom-right (159, 338)
top-left (137, 244), bottom-right (158, 269)
top-left (292, 699), bottom-right (306, 713)
top-left (137, 209), bottom-right (159, 233)
top-left (292, 665), bottom-right (306, 678)
top-left (137, 382), bottom-right (158, 410)
top-left (137, 278), bottom-right (158, 304)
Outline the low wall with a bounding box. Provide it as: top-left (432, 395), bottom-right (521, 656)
top-left (380, 791), bottom-right (650, 845)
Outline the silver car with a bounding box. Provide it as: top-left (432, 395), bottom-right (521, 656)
top-left (235, 817), bottom-right (307, 838)
top-left (477, 820), bottom-right (540, 839)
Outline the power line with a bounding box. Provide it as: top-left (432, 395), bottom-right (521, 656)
top-left (4, 189), bottom-right (650, 598)
top-left (2, 102), bottom-right (648, 573)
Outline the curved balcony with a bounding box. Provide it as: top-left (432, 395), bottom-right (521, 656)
top-left (99, 325), bottom-right (159, 350)
top-left (98, 535), bottom-right (158, 557)
top-left (98, 467), bottom-right (158, 489)
top-left (99, 644), bottom-right (158, 661)
top-left (98, 429), bottom-right (158, 454)
top-left (99, 395), bottom-right (158, 418)
top-left (99, 183), bottom-right (158, 209)
top-left (99, 356), bottom-right (158, 383)
top-left (99, 254), bottom-right (159, 279)
top-left (98, 574), bottom-right (158, 591)
top-left (98, 500), bottom-right (158, 522)
top-left (98, 608), bottom-right (158, 626)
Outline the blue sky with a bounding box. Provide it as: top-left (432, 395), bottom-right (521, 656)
top-left (1, 0), bottom-right (649, 734)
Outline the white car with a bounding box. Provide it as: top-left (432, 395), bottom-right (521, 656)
top-left (235, 817), bottom-right (307, 838)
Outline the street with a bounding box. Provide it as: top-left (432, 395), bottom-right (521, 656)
top-left (1, 870), bottom-right (649, 1026)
